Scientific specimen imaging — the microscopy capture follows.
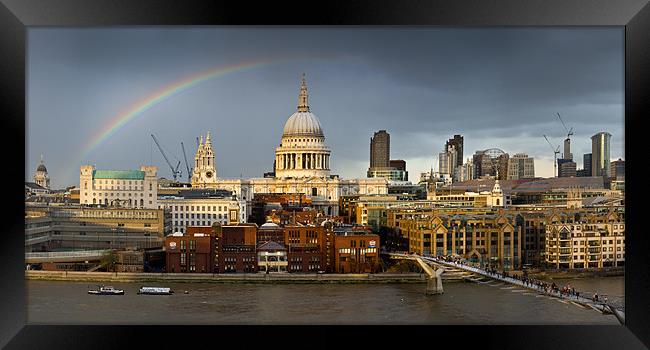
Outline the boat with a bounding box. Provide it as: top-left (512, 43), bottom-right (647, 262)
top-left (88, 285), bottom-right (124, 295)
top-left (137, 286), bottom-right (174, 295)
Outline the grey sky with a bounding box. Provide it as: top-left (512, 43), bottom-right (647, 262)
top-left (26, 27), bottom-right (624, 189)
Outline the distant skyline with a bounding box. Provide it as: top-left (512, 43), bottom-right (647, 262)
top-left (26, 27), bottom-right (624, 188)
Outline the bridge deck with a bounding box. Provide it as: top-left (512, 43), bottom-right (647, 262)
top-left (419, 255), bottom-right (625, 322)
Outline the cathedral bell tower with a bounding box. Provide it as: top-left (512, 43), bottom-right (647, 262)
top-left (34, 154), bottom-right (51, 189)
top-left (191, 132), bottom-right (218, 188)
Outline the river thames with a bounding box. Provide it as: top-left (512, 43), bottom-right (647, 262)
top-left (27, 276), bottom-right (623, 324)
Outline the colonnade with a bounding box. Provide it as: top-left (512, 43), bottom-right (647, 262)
top-left (276, 152), bottom-right (329, 170)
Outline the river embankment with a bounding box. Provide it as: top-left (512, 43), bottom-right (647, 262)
top-left (26, 270), bottom-right (434, 284)
top-left (526, 267), bottom-right (624, 280)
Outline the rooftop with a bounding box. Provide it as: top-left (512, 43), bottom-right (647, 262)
top-left (93, 170), bottom-right (144, 180)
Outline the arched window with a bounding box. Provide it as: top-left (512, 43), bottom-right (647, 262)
top-left (140, 199), bottom-right (144, 207)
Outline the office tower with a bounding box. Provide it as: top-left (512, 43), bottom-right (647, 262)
top-left (610, 158), bottom-right (625, 180)
top-left (369, 130), bottom-right (390, 169)
top-left (580, 153), bottom-right (592, 177)
top-left (507, 153), bottom-right (536, 180)
top-left (446, 134), bottom-right (464, 167)
top-left (591, 132), bottom-right (612, 177)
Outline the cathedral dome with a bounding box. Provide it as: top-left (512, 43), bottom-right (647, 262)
top-left (37, 164), bottom-right (47, 172)
top-left (282, 111), bottom-right (323, 137)
top-left (282, 73), bottom-right (324, 138)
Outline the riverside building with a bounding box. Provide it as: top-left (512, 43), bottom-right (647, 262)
top-left (25, 205), bottom-right (170, 252)
top-left (544, 209), bottom-right (625, 269)
top-left (79, 165), bottom-right (159, 209)
top-left (387, 208), bottom-right (523, 270)
top-left (158, 188), bottom-right (245, 234)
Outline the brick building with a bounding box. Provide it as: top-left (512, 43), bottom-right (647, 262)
top-left (284, 224), bottom-right (327, 273)
top-left (213, 223), bottom-right (258, 273)
top-left (165, 227), bottom-right (215, 273)
top-left (333, 227), bottom-right (381, 273)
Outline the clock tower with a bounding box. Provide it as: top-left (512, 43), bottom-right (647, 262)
top-left (191, 132), bottom-right (218, 187)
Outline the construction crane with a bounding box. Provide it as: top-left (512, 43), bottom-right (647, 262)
top-left (151, 134), bottom-right (181, 181)
top-left (181, 141), bottom-right (192, 183)
top-left (543, 134), bottom-right (561, 178)
top-left (557, 112), bottom-right (574, 159)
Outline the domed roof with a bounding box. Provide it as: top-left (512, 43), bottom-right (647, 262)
top-left (282, 73), bottom-right (324, 138)
top-left (36, 155), bottom-right (47, 172)
top-left (283, 111), bottom-right (323, 137)
top-left (260, 222), bottom-right (280, 228)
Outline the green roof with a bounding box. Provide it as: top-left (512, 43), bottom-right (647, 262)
top-left (93, 170), bottom-right (144, 180)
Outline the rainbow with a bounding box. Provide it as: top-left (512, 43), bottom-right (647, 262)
top-left (80, 58), bottom-right (290, 162)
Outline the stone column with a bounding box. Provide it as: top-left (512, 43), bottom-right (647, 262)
top-left (499, 229), bottom-right (504, 269)
top-left (510, 229), bottom-right (515, 270)
top-left (451, 226), bottom-right (456, 255)
top-left (443, 229), bottom-right (447, 257)
top-left (516, 226), bottom-right (521, 269)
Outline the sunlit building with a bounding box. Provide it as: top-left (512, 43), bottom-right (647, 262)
top-left (190, 75), bottom-right (389, 217)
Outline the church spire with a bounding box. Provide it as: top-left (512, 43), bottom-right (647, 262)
top-left (297, 73), bottom-right (310, 112)
top-left (206, 131), bottom-right (211, 144)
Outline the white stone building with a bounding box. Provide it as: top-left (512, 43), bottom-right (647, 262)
top-left (79, 165), bottom-right (158, 209)
top-left (158, 190), bottom-right (246, 234)
top-left (190, 75), bottom-right (389, 217)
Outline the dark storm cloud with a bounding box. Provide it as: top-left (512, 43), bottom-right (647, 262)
top-left (26, 28), bottom-right (623, 188)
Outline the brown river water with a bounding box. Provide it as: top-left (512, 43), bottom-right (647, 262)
top-left (27, 276), bottom-right (623, 325)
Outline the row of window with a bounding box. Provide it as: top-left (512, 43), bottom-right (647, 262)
top-left (550, 254), bottom-right (624, 260)
top-left (171, 205), bottom-right (230, 212)
top-left (96, 179), bottom-right (143, 185)
top-left (174, 213), bottom-right (225, 219)
top-left (173, 219), bottom-right (227, 227)
top-left (338, 248), bottom-right (377, 254)
top-left (565, 247), bottom-right (623, 253)
top-left (548, 239), bottom-right (624, 245)
top-left (84, 199), bottom-right (153, 206)
top-left (96, 186), bottom-right (143, 191)
top-left (89, 192), bottom-right (148, 197)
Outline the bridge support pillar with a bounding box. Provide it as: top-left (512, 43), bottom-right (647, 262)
top-left (426, 268), bottom-right (444, 295)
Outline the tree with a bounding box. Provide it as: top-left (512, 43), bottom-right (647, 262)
top-left (100, 250), bottom-right (118, 272)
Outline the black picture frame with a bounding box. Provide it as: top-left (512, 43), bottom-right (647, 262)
top-left (2, 0), bottom-right (649, 348)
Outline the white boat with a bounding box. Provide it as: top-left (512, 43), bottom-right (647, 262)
top-left (88, 285), bottom-right (124, 295)
top-left (137, 286), bottom-right (174, 295)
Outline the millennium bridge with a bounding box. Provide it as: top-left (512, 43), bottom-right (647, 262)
top-left (388, 252), bottom-right (625, 325)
